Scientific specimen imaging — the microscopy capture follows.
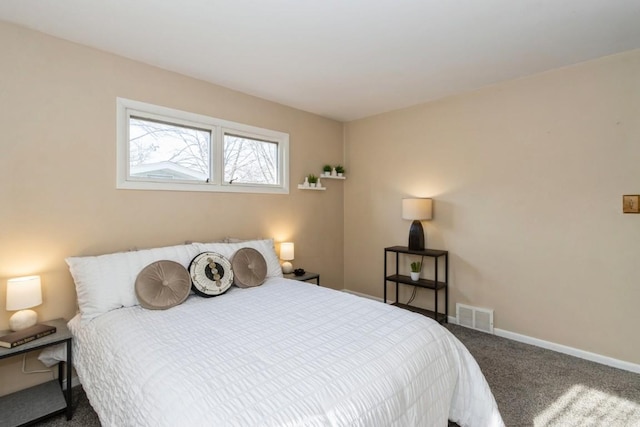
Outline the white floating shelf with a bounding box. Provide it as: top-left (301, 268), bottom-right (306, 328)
top-left (320, 174), bottom-right (346, 180)
top-left (298, 184), bottom-right (326, 191)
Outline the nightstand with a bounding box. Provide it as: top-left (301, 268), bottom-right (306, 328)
top-left (284, 272), bottom-right (320, 286)
top-left (0, 318), bottom-right (73, 426)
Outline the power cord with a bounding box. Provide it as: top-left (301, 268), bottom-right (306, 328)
top-left (407, 287), bottom-right (418, 305)
top-left (406, 255), bottom-right (425, 305)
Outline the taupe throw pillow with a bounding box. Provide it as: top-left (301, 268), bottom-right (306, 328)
top-left (135, 260), bottom-right (191, 309)
top-left (232, 247), bottom-right (267, 288)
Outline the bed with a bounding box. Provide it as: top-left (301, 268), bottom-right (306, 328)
top-left (60, 240), bottom-right (504, 427)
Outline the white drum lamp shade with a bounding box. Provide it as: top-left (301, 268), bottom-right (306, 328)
top-left (280, 242), bottom-right (295, 274)
top-left (6, 275), bottom-right (42, 331)
top-left (402, 198), bottom-right (433, 251)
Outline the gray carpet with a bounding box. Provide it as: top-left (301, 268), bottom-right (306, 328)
top-left (34, 324), bottom-right (640, 426)
top-left (445, 324), bottom-right (640, 426)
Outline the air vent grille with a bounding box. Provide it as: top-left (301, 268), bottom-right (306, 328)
top-left (456, 303), bottom-right (494, 334)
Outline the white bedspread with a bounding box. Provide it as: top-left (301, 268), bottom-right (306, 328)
top-left (69, 278), bottom-right (503, 427)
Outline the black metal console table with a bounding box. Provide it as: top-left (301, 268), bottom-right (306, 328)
top-left (384, 246), bottom-right (449, 323)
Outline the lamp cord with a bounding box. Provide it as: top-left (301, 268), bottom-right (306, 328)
top-left (406, 255), bottom-right (425, 305)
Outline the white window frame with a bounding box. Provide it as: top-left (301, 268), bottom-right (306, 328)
top-left (116, 98), bottom-right (289, 194)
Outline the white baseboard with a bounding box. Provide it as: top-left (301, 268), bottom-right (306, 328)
top-left (343, 288), bottom-right (640, 375)
top-left (492, 328), bottom-right (640, 374)
top-left (342, 289), bottom-right (395, 304)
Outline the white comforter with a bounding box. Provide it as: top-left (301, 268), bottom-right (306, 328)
top-left (69, 278), bottom-right (503, 427)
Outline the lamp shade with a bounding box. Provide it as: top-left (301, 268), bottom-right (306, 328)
top-left (402, 198), bottom-right (433, 220)
top-left (6, 275), bottom-right (42, 310)
top-left (280, 242), bottom-right (295, 261)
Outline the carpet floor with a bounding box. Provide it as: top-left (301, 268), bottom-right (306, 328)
top-left (34, 324), bottom-right (640, 426)
top-left (446, 324), bottom-right (640, 426)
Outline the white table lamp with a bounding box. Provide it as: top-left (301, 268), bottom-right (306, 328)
top-left (280, 242), bottom-right (295, 274)
top-left (6, 275), bottom-right (42, 331)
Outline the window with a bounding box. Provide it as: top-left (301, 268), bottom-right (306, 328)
top-left (223, 132), bottom-right (278, 185)
top-left (129, 117), bottom-right (211, 182)
top-left (117, 98), bottom-right (289, 194)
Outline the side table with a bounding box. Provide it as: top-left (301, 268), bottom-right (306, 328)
top-left (0, 318), bottom-right (73, 426)
top-left (384, 246), bottom-right (449, 323)
top-left (284, 272), bottom-right (320, 286)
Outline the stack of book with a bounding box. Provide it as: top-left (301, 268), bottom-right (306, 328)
top-left (0, 323), bottom-right (57, 349)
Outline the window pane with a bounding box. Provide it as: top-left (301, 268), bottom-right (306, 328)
top-left (224, 133), bottom-right (279, 185)
top-left (129, 117), bottom-right (210, 181)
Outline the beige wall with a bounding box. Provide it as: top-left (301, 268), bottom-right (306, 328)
top-left (345, 50), bottom-right (640, 365)
top-left (0, 22), bottom-right (344, 395)
top-left (2, 19), bottom-right (638, 397)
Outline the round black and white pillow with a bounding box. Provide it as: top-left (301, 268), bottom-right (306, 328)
top-left (189, 252), bottom-right (233, 297)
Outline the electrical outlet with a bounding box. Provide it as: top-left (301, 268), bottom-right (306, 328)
top-left (623, 195), bottom-right (640, 213)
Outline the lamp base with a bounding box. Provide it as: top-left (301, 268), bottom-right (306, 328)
top-left (9, 309), bottom-right (38, 331)
top-left (282, 261), bottom-right (294, 274)
top-left (408, 220), bottom-right (425, 251)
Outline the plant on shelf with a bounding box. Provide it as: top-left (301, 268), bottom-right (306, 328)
top-left (335, 165), bottom-right (345, 176)
top-left (323, 164), bottom-right (332, 176)
top-left (410, 261), bottom-right (421, 281)
top-left (307, 174), bottom-right (318, 187)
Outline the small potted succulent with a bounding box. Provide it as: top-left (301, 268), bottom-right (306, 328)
top-left (308, 174), bottom-right (318, 187)
top-left (410, 261), bottom-right (421, 281)
top-left (323, 164), bottom-right (332, 176)
top-left (335, 165), bottom-right (345, 177)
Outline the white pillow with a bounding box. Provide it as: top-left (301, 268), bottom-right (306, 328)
top-left (194, 239), bottom-right (283, 279)
top-left (66, 244), bottom-right (201, 320)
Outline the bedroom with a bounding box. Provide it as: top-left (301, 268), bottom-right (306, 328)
top-left (0, 1), bottom-right (639, 426)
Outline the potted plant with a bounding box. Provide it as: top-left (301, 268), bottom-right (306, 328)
top-left (323, 164), bottom-right (332, 176)
top-left (335, 165), bottom-right (345, 177)
top-left (308, 174), bottom-right (318, 187)
top-left (410, 261), bottom-right (421, 281)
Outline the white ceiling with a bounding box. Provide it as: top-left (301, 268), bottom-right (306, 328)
top-left (2, 0), bottom-right (640, 121)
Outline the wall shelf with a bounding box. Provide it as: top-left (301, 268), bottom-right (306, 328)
top-left (297, 185), bottom-right (326, 191)
top-left (297, 170), bottom-right (345, 191)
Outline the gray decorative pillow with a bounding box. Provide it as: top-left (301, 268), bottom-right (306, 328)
top-left (231, 247), bottom-right (267, 288)
top-left (135, 260), bottom-right (191, 310)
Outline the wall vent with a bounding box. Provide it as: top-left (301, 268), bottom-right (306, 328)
top-left (456, 303), bottom-right (494, 334)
